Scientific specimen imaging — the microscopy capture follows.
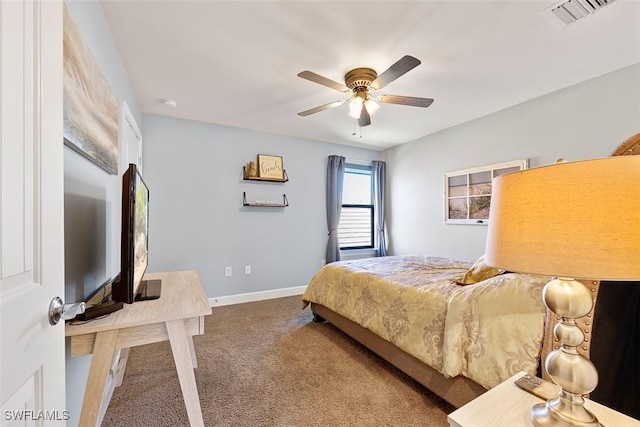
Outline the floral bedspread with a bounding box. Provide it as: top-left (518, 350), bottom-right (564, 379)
top-left (302, 255), bottom-right (548, 389)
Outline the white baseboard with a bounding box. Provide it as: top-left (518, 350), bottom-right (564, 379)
top-left (209, 285), bottom-right (307, 307)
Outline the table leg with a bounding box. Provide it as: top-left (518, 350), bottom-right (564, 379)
top-left (79, 329), bottom-right (118, 427)
top-left (187, 335), bottom-right (198, 369)
top-left (114, 348), bottom-right (130, 387)
top-left (166, 319), bottom-right (204, 427)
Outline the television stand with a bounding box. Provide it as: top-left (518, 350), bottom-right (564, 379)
top-left (66, 270), bottom-right (211, 427)
top-left (135, 278), bottom-right (162, 301)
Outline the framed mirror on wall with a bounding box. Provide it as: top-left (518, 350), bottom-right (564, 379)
top-left (444, 159), bottom-right (528, 225)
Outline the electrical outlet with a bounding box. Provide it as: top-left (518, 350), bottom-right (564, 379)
top-left (244, 265), bottom-right (251, 275)
top-left (321, 259), bottom-right (326, 267)
top-left (224, 266), bottom-right (232, 277)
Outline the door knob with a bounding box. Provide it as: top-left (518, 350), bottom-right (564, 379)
top-left (49, 296), bottom-right (85, 325)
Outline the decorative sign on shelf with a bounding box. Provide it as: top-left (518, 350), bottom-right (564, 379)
top-left (257, 154), bottom-right (284, 179)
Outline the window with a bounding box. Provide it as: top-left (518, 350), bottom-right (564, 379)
top-left (444, 159), bottom-right (528, 224)
top-left (339, 164), bottom-right (373, 249)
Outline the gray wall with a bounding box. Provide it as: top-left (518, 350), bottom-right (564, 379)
top-left (141, 114), bottom-right (381, 298)
top-left (383, 63), bottom-right (640, 262)
top-left (63, 2), bottom-right (141, 425)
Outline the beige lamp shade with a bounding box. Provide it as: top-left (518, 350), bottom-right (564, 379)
top-left (485, 156), bottom-right (640, 280)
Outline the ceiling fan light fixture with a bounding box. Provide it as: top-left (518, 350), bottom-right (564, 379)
top-left (348, 97), bottom-right (363, 119)
top-left (349, 93), bottom-right (379, 120)
top-left (365, 98), bottom-right (379, 116)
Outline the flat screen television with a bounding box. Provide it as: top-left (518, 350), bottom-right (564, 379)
top-left (112, 163), bottom-right (161, 304)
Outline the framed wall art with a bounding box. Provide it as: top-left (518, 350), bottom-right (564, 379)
top-left (257, 154), bottom-right (285, 180)
top-left (63, 5), bottom-right (119, 175)
top-left (444, 159), bottom-right (528, 225)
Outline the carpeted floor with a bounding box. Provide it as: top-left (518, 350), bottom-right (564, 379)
top-left (102, 296), bottom-right (454, 426)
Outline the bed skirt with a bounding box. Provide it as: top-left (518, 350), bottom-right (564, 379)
top-left (311, 302), bottom-right (487, 408)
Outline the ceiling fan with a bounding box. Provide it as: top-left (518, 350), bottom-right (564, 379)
top-left (297, 55), bottom-right (434, 127)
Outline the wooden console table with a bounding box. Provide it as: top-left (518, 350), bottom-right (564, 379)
top-left (66, 270), bottom-right (212, 427)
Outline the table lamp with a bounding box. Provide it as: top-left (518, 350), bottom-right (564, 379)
top-left (484, 156), bottom-right (640, 426)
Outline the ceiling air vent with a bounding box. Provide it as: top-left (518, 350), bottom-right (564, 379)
top-left (546, 0), bottom-right (617, 26)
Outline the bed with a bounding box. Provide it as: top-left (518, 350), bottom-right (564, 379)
top-left (302, 255), bottom-right (555, 408)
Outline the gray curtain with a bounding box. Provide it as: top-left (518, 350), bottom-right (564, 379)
top-left (326, 155), bottom-right (345, 263)
top-left (372, 160), bottom-right (387, 256)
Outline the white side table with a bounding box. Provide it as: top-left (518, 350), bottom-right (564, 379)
top-left (448, 372), bottom-right (640, 427)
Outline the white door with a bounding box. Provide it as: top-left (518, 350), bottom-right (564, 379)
top-left (0, 1), bottom-right (66, 424)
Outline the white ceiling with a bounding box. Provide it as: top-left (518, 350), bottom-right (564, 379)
top-left (100, 0), bottom-right (640, 150)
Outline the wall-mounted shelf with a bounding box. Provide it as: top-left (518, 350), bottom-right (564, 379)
top-left (242, 192), bottom-right (289, 207)
top-left (242, 166), bottom-right (288, 182)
